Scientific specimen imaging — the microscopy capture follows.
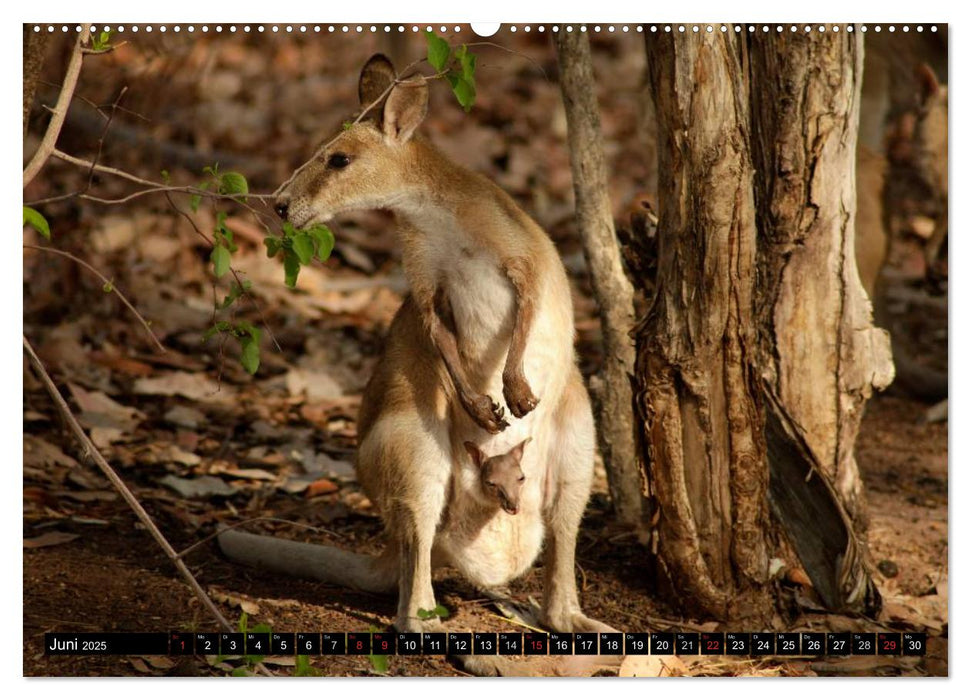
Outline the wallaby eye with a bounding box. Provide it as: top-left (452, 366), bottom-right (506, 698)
top-left (518, 476), bottom-right (526, 482)
top-left (327, 153), bottom-right (350, 169)
top-left (485, 481), bottom-right (496, 488)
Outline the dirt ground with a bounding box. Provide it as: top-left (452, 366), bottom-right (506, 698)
top-left (22, 390), bottom-right (948, 677)
top-left (22, 26), bottom-right (948, 678)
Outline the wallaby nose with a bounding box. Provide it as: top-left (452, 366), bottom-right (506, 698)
top-left (274, 201), bottom-right (289, 220)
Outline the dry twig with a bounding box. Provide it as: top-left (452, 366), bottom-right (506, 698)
top-left (24, 244), bottom-right (165, 353)
top-left (23, 336), bottom-right (274, 675)
top-left (23, 25), bottom-right (91, 187)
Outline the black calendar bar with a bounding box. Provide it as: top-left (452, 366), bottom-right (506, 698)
top-left (42, 631), bottom-right (928, 656)
top-left (45, 633), bottom-right (169, 655)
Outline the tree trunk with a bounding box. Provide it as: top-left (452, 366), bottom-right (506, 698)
top-left (23, 26), bottom-right (50, 136)
top-left (748, 30), bottom-right (894, 526)
top-left (636, 30), bottom-right (771, 621)
top-left (634, 28), bottom-right (886, 621)
top-left (555, 31), bottom-right (642, 526)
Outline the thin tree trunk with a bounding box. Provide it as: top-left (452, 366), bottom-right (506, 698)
top-left (555, 31), bottom-right (642, 526)
top-left (23, 26), bottom-right (50, 136)
top-left (636, 30), bottom-right (771, 620)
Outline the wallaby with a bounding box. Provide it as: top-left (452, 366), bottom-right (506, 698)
top-left (218, 54), bottom-right (611, 673)
top-left (464, 438), bottom-right (530, 516)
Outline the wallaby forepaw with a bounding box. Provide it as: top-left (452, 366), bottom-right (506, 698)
top-left (467, 394), bottom-right (509, 433)
top-left (503, 377), bottom-right (539, 419)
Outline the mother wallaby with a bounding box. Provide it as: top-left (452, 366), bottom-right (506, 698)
top-left (218, 55), bottom-right (610, 663)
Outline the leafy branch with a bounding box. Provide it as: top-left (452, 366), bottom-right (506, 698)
top-left (425, 31), bottom-right (478, 112)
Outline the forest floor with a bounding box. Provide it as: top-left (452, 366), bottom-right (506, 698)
top-left (22, 391), bottom-right (949, 677)
top-left (23, 27), bottom-right (948, 678)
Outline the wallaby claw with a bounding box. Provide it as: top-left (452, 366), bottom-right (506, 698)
top-left (503, 376), bottom-right (540, 419)
top-left (465, 393), bottom-right (509, 433)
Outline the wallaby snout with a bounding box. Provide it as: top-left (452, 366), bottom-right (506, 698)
top-left (272, 53), bottom-right (430, 231)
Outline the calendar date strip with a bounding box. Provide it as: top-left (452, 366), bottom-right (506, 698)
top-left (45, 631), bottom-right (926, 657)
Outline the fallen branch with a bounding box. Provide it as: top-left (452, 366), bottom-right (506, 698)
top-left (23, 335), bottom-right (274, 675)
top-left (24, 244), bottom-right (165, 353)
top-left (23, 25), bottom-right (91, 188)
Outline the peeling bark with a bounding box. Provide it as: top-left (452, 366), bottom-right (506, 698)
top-left (635, 31), bottom-right (770, 621)
top-left (635, 28), bottom-right (885, 621)
top-left (748, 30), bottom-right (894, 526)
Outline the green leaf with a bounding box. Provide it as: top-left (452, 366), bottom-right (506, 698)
top-left (23, 206), bottom-right (50, 239)
top-left (214, 212), bottom-right (237, 252)
top-left (264, 236), bottom-right (282, 258)
top-left (203, 320), bottom-right (231, 342)
top-left (368, 653), bottom-right (389, 674)
top-left (231, 667), bottom-right (251, 677)
top-left (306, 224), bottom-right (335, 261)
top-left (283, 251), bottom-right (301, 289)
top-left (447, 71), bottom-right (476, 112)
top-left (103, 281), bottom-right (114, 293)
top-left (92, 30), bottom-right (112, 51)
top-left (218, 280), bottom-right (252, 310)
top-left (240, 336), bottom-right (260, 375)
top-left (292, 232), bottom-right (314, 265)
top-left (456, 44), bottom-right (477, 84)
top-left (425, 30), bottom-right (451, 71)
top-left (417, 604), bottom-right (449, 620)
top-left (294, 655), bottom-right (321, 677)
top-left (190, 181), bottom-right (210, 213)
top-left (342, 121), bottom-right (354, 131)
top-left (219, 172), bottom-right (249, 197)
top-left (238, 612), bottom-right (249, 634)
top-left (211, 244), bottom-right (231, 277)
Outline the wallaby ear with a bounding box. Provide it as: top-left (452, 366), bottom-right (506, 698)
top-left (359, 54), bottom-right (396, 108)
top-left (464, 441), bottom-right (483, 468)
top-left (916, 63), bottom-right (941, 105)
top-left (510, 437), bottom-right (532, 462)
top-left (383, 76), bottom-right (428, 143)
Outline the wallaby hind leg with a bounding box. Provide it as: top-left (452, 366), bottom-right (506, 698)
top-left (359, 414), bottom-right (452, 632)
top-left (216, 529), bottom-right (397, 593)
top-left (540, 370), bottom-right (617, 634)
top-left (389, 491), bottom-right (447, 632)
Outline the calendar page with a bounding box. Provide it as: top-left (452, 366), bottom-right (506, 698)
top-left (21, 14), bottom-right (949, 683)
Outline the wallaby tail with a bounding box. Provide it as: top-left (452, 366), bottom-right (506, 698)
top-left (216, 530), bottom-right (397, 593)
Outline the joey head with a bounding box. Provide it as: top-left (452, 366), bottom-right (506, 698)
top-left (464, 438), bottom-right (531, 515)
